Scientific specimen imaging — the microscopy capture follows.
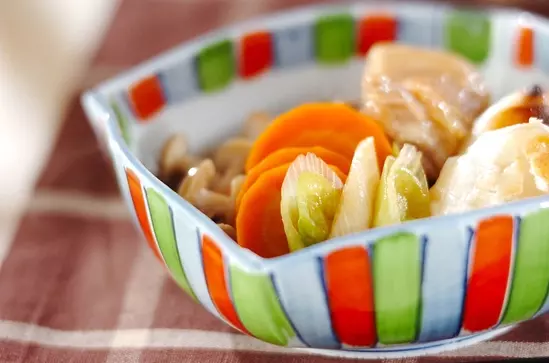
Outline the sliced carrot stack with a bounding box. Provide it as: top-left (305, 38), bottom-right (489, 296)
top-left (245, 103), bottom-right (392, 172)
top-left (236, 162), bottom-right (346, 258)
top-left (235, 146), bottom-right (350, 211)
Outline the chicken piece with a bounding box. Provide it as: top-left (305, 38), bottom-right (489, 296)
top-left (431, 118), bottom-right (549, 216)
top-left (362, 76), bottom-right (457, 180)
top-left (460, 85), bottom-right (549, 151)
top-left (361, 43), bottom-right (490, 181)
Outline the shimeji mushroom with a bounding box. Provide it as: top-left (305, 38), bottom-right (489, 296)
top-left (177, 159), bottom-right (235, 225)
top-left (177, 159), bottom-right (216, 203)
top-left (212, 138), bottom-right (252, 194)
top-left (229, 175), bottom-right (246, 203)
top-left (158, 134), bottom-right (199, 189)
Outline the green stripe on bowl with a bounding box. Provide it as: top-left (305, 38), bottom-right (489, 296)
top-left (373, 232), bottom-right (422, 344)
top-left (445, 10), bottom-right (491, 64)
top-left (145, 188), bottom-right (197, 300)
top-left (314, 13), bottom-right (355, 64)
top-left (111, 100), bottom-right (130, 145)
top-left (230, 265), bottom-right (295, 346)
top-left (501, 210), bottom-right (549, 324)
top-left (196, 39), bottom-right (235, 92)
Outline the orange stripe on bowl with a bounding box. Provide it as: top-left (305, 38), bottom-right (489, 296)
top-left (202, 234), bottom-right (248, 334)
top-left (516, 26), bottom-right (534, 67)
top-left (125, 168), bottom-right (163, 261)
top-left (462, 216), bottom-right (514, 332)
top-left (357, 14), bottom-right (397, 56)
top-left (239, 31), bottom-right (274, 79)
top-left (324, 246), bottom-right (376, 346)
top-left (128, 75), bottom-right (166, 120)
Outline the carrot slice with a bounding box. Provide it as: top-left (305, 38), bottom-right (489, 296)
top-left (236, 146), bottom-right (351, 212)
top-left (236, 162), bottom-right (346, 258)
top-left (251, 146), bottom-right (352, 175)
top-left (245, 103), bottom-right (392, 172)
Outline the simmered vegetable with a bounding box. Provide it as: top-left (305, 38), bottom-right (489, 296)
top-left (236, 165), bottom-right (291, 258)
top-left (280, 153), bottom-right (345, 252)
top-left (330, 137), bottom-right (380, 238)
top-left (245, 103), bottom-right (392, 172)
top-left (373, 144), bottom-right (430, 227)
top-left (237, 159), bottom-right (346, 258)
top-left (236, 146), bottom-right (350, 212)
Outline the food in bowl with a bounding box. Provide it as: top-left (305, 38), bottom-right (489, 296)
top-left (431, 117), bottom-right (549, 215)
top-left (461, 84), bottom-right (549, 149)
top-left (362, 44), bottom-right (491, 181)
top-left (155, 43), bottom-right (549, 258)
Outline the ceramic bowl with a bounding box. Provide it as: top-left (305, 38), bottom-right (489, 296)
top-left (82, 2), bottom-right (549, 358)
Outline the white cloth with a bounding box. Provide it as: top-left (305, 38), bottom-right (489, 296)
top-left (0, 0), bottom-right (118, 265)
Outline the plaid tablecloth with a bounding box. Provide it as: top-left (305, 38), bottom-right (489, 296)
top-left (2, 0), bottom-right (549, 362)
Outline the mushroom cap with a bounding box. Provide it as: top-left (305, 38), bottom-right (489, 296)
top-left (213, 138), bottom-right (252, 172)
top-left (177, 159), bottom-right (216, 202)
top-left (229, 174), bottom-right (246, 201)
top-left (159, 134), bottom-right (188, 176)
top-left (194, 189), bottom-right (234, 224)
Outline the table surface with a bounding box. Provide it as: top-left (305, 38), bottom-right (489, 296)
top-left (1, 0), bottom-right (549, 362)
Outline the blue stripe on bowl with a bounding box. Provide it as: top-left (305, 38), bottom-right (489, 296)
top-left (111, 154), bottom-right (141, 232)
top-left (418, 221), bottom-right (470, 342)
top-left (430, 8), bottom-right (446, 49)
top-left (170, 209), bottom-right (219, 317)
top-left (159, 57), bottom-right (200, 104)
top-left (273, 23), bottom-right (314, 69)
top-left (271, 257), bottom-right (340, 349)
top-left (397, 13), bottom-right (435, 47)
top-left (534, 27), bottom-right (549, 74)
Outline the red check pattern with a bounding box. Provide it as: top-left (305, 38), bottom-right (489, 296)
top-left (2, 0), bottom-right (549, 361)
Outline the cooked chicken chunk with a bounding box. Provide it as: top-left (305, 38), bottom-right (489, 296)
top-left (361, 43), bottom-right (490, 181)
top-left (431, 118), bottom-right (549, 216)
